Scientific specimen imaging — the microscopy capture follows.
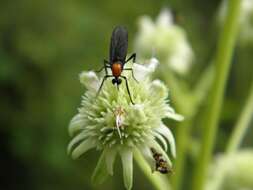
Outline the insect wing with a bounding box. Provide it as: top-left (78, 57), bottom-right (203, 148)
top-left (110, 26), bottom-right (128, 63)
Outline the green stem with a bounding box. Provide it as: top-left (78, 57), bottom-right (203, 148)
top-left (134, 149), bottom-right (171, 190)
top-left (171, 117), bottom-right (193, 190)
top-left (226, 83), bottom-right (253, 153)
top-left (171, 64), bottom-right (214, 190)
top-left (191, 1), bottom-right (241, 190)
top-left (162, 70), bottom-right (195, 190)
top-left (206, 82), bottom-right (253, 190)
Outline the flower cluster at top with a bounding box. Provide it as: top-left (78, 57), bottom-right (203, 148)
top-left (135, 9), bottom-right (194, 75)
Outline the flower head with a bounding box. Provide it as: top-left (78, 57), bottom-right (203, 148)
top-left (134, 9), bottom-right (194, 74)
top-left (68, 58), bottom-right (183, 189)
top-left (206, 150), bottom-right (253, 190)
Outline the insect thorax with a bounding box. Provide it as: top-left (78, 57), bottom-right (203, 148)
top-left (111, 62), bottom-right (123, 77)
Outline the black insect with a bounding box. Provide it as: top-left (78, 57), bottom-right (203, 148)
top-left (151, 148), bottom-right (172, 174)
top-left (96, 26), bottom-right (137, 104)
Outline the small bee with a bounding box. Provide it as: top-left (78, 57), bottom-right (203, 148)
top-left (151, 147), bottom-right (172, 174)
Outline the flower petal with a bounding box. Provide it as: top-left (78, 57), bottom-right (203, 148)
top-left (168, 42), bottom-right (193, 74)
top-left (148, 57), bottom-right (159, 71)
top-left (155, 124), bottom-right (176, 158)
top-left (91, 151), bottom-right (109, 185)
top-left (79, 71), bottom-right (100, 92)
top-left (67, 131), bottom-right (88, 154)
top-left (129, 104), bottom-right (147, 122)
top-left (150, 80), bottom-right (167, 98)
top-left (69, 114), bottom-right (85, 136)
top-left (132, 57), bottom-right (159, 81)
top-left (138, 16), bottom-right (155, 33)
top-left (166, 106), bottom-right (184, 121)
top-left (120, 148), bottom-right (133, 190)
top-left (156, 8), bottom-right (173, 27)
top-left (153, 132), bottom-right (168, 151)
top-left (136, 145), bottom-right (155, 171)
top-left (71, 138), bottom-right (96, 159)
top-left (105, 148), bottom-right (117, 175)
top-left (132, 63), bottom-right (150, 82)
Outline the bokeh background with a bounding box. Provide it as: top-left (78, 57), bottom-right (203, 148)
top-left (0, 0), bottom-right (252, 190)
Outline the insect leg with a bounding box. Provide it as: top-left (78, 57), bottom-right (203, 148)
top-left (125, 53), bottom-right (136, 63)
top-left (123, 68), bottom-right (139, 83)
top-left (120, 76), bottom-right (135, 104)
top-left (97, 75), bottom-right (113, 97)
top-left (96, 59), bottom-right (110, 74)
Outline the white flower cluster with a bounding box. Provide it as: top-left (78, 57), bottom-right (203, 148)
top-left (135, 9), bottom-right (194, 74)
top-left (68, 58), bottom-right (183, 189)
top-left (206, 150), bottom-right (253, 190)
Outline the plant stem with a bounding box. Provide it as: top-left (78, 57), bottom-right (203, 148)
top-left (206, 82), bottom-right (253, 190)
top-left (191, 0), bottom-right (241, 190)
top-left (171, 64), bottom-right (214, 190)
top-left (134, 149), bottom-right (171, 190)
top-left (171, 116), bottom-right (193, 190)
top-left (162, 70), bottom-right (196, 190)
top-left (226, 83), bottom-right (253, 153)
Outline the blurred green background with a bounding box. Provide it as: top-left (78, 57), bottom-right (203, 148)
top-left (0, 0), bottom-right (252, 190)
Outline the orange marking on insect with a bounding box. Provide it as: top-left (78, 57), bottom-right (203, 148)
top-left (112, 62), bottom-right (122, 77)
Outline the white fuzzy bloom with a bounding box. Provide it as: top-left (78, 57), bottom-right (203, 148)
top-left (68, 57), bottom-right (183, 190)
top-left (135, 9), bottom-right (194, 75)
top-left (206, 150), bottom-right (253, 190)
